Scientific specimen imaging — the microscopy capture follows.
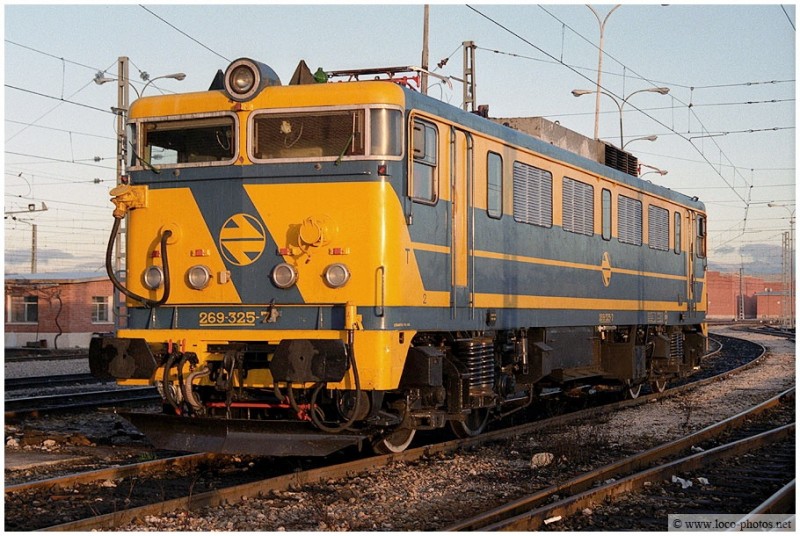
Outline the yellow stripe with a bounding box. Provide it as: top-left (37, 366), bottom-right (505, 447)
top-left (415, 290), bottom-right (687, 312)
top-left (412, 242), bottom-right (689, 282)
top-left (411, 242), bottom-right (450, 255)
top-left (474, 293), bottom-right (686, 312)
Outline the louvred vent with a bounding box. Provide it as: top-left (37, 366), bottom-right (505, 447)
top-left (604, 144), bottom-right (639, 176)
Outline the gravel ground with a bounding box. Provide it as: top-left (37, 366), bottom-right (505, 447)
top-left (5, 357), bottom-right (90, 379)
top-left (116, 329), bottom-right (795, 532)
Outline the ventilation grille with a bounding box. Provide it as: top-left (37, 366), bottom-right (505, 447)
top-left (604, 144), bottom-right (639, 176)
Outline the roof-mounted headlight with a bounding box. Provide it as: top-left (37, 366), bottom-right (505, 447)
top-left (223, 58), bottom-right (281, 102)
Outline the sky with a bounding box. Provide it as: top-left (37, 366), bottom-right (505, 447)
top-left (3, 3), bottom-right (796, 276)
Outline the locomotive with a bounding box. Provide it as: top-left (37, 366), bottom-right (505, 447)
top-left (90, 58), bottom-right (707, 456)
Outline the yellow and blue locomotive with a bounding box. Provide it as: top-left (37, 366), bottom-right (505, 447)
top-left (90, 58), bottom-right (707, 456)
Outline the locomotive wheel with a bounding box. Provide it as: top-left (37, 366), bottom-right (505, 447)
top-left (449, 407), bottom-right (490, 438)
top-left (650, 378), bottom-right (668, 394)
top-left (372, 426), bottom-right (416, 454)
top-left (624, 381), bottom-right (642, 400)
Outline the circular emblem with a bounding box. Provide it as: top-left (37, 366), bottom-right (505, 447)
top-left (219, 213), bottom-right (267, 266)
top-left (601, 252), bottom-right (612, 287)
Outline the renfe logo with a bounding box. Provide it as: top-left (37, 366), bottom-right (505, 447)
top-left (219, 213), bottom-right (267, 266)
top-left (601, 252), bottom-right (612, 287)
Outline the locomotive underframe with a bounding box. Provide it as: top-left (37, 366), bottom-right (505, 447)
top-left (90, 322), bottom-right (705, 456)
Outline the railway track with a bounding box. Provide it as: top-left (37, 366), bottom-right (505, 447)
top-left (4, 352), bottom-right (88, 363)
top-left (4, 331), bottom-right (785, 531)
top-left (488, 425), bottom-right (794, 531)
top-left (446, 387), bottom-right (795, 530)
top-left (4, 373), bottom-right (100, 391)
top-left (4, 386), bottom-right (161, 420)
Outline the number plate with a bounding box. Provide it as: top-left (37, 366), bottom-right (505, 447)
top-left (198, 310), bottom-right (259, 326)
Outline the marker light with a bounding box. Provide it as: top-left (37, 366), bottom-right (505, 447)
top-left (271, 263), bottom-right (298, 289)
top-left (223, 58), bottom-right (282, 102)
top-left (323, 263), bottom-right (351, 288)
top-left (187, 265), bottom-right (212, 290)
top-left (143, 265), bottom-right (164, 290)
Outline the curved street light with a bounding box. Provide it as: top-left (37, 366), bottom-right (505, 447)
top-left (638, 163), bottom-right (668, 178)
top-left (586, 4), bottom-right (622, 140)
top-left (623, 134), bottom-right (658, 150)
top-left (572, 87), bottom-right (670, 148)
top-left (94, 70), bottom-right (185, 98)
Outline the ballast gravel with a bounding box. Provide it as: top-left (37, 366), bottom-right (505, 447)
top-left (118, 328), bottom-right (794, 531)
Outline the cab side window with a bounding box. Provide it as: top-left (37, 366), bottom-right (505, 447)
top-left (487, 151), bottom-right (503, 219)
top-left (411, 119), bottom-right (438, 203)
top-left (696, 215), bottom-right (707, 258)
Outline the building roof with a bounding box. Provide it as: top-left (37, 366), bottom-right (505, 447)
top-left (754, 290), bottom-right (789, 297)
top-left (5, 272), bottom-right (110, 284)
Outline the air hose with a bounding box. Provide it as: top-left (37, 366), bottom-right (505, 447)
top-left (309, 340), bottom-right (362, 434)
top-left (105, 217), bottom-right (172, 308)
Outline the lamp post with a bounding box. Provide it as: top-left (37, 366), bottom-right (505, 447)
top-left (586, 4), bottom-right (621, 140)
top-left (94, 59), bottom-right (186, 181)
top-left (638, 163), bottom-right (668, 178)
top-left (623, 134), bottom-right (658, 150)
top-left (768, 202), bottom-right (795, 329)
top-left (5, 202), bottom-right (48, 274)
top-left (94, 57), bottom-right (185, 329)
top-left (94, 70), bottom-right (186, 99)
top-left (572, 87), bottom-right (670, 148)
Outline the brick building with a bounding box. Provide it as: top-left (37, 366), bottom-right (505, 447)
top-left (706, 270), bottom-right (786, 320)
top-left (754, 291), bottom-right (790, 322)
top-left (5, 272), bottom-right (114, 349)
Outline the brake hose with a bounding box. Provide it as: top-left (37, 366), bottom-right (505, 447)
top-left (106, 217), bottom-right (172, 308)
top-left (309, 340), bottom-right (362, 434)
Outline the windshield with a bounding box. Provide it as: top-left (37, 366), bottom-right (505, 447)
top-left (251, 107), bottom-right (402, 161)
top-left (138, 115), bottom-right (236, 167)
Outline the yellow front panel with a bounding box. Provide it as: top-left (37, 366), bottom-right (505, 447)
top-left (243, 181), bottom-right (427, 307)
top-left (127, 188), bottom-right (242, 304)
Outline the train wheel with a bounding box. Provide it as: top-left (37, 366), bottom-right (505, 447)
top-left (372, 427), bottom-right (416, 454)
top-left (449, 407), bottom-right (490, 438)
top-left (624, 381), bottom-right (642, 400)
top-left (650, 378), bottom-right (668, 394)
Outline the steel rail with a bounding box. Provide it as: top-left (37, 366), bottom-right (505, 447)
top-left (4, 353), bottom-right (88, 363)
top-left (446, 386), bottom-right (795, 531)
top-left (5, 373), bottom-right (99, 390)
top-left (4, 386), bottom-right (160, 419)
top-left (483, 422), bottom-right (795, 531)
top-left (739, 479), bottom-right (795, 517)
top-left (5, 453), bottom-right (217, 495)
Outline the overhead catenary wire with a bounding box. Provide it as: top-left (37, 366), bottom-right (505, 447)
top-left (466, 4), bottom-right (784, 230)
top-left (475, 45), bottom-right (795, 92)
top-left (530, 4), bottom-right (765, 203)
top-left (5, 85), bottom-right (116, 115)
top-left (139, 5), bottom-right (230, 63)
